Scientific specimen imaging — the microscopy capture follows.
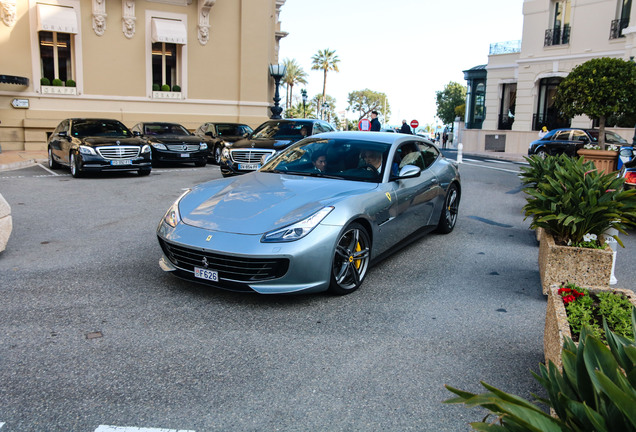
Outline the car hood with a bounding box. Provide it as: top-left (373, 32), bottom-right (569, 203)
top-left (145, 135), bottom-right (203, 144)
top-left (180, 172), bottom-right (377, 234)
top-left (230, 137), bottom-right (297, 150)
top-left (81, 137), bottom-right (145, 147)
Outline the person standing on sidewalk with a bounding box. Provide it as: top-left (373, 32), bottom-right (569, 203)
top-left (399, 120), bottom-right (412, 134)
top-left (370, 111), bottom-right (381, 132)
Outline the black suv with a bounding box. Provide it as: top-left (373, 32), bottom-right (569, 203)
top-left (528, 128), bottom-right (628, 157)
top-left (219, 119), bottom-right (336, 177)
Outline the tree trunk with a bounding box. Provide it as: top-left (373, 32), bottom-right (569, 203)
top-left (598, 115), bottom-right (606, 150)
top-left (322, 69), bottom-right (327, 104)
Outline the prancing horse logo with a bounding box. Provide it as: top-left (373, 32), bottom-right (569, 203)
top-left (202, 257), bottom-right (209, 268)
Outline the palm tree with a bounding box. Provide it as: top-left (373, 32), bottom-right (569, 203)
top-left (311, 49), bottom-right (340, 106)
top-left (282, 58), bottom-right (308, 110)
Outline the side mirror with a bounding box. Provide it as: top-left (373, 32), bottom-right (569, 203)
top-left (132, 131), bottom-right (141, 137)
top-left (396, 165), bottom-right (421, 179)
top-left (578, 136), bottom-right (589, 143)
top-left (58, 131), bottom-right (71, 141)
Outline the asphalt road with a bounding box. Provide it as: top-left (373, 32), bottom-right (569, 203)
top-left (0, 158), bottom-right (634, 432)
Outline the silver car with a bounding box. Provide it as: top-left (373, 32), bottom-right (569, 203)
top-left (157, 132), bottom-right (461, 295)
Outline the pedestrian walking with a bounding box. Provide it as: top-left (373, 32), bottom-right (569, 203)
top-left (399, 120), bottom-right (412, 134)
top-left (370, 111), bottom-right (381, 132)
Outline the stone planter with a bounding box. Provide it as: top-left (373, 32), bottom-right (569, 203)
top-left (538, 229), bottom-right (612, 295)
top-left (152, 91), bottom-right (182, 100)
top-left (41, 85), bottom-right (77, 95)
top-left (544, 285), bottom-right (636, 370)
top-left (577, 148), bottom-right (618, 174)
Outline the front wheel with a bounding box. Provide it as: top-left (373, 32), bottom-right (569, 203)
top-left (214, 145), bottom-right (222, 165)
top-left (138, 168), bottom-right (151, 176)
top-left (436, 183), bottom-right (459, 234)
top-left (70, 152), bottom-right (83, 178)
top-left (328, 223), bottom-right (371, 295)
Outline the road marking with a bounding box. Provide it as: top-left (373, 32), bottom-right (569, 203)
top-left (95, 426), bottom-right (195, 432)
top-left (0, 422), bottom-right (4, 428)
top-left (461, 161), bottom-right (520, 174)
top-left (37, 163), bottom-right (60, 176)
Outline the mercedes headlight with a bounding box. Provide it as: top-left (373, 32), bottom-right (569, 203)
top-left (141, 144), bottom-right (151, 153)
top-left (261, 207), bottom-right (334, 243)
top-left (200, 142), bottom-right (208, 150)
top-left (152, 143), bottom-right (167, 150)
top-left (162, 190), bottom-right (190, 228)
top-left (79, 145), bottom-right (96, 155)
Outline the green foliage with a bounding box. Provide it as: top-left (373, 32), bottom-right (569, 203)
top-left (152, 83), bottom-right (160, 91)
top-left (282, 58), bottom-right (308, 110)
top-left (311, 48), bottom-right (340, 105)
top-left (521, 154), bottom-right (636, 246)
top-left (597, 292), bottom-right (635, 339)
top-left (555, 58), bottom-right (636, 149)
top-left (435, 81), bottom-right (467, 125)
top-left (161, 84), bottom-right (170, 92)
top-left (65, 79), bottom-right (76, 87)
top-left (51, 78), bottom-right (63, 86)
top-left (40, 77), bottom-right (51, 86)
top-left (444, 308), bottom-right (636, 431)
top-left (172, 85), bottom-right (181, 92)
top-left (347, 89), bottom-right (391, 122)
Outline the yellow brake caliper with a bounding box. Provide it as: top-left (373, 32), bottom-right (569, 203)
top-left (349, 241), bottom-right (362, 270)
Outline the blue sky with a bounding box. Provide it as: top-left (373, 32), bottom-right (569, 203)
top-left (278, 0), bottom-right (524, 129)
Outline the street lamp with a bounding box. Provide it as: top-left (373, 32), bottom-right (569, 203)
top-left (301, 89), bottom-right (308, 118)
top-left (268, 63), bottom-right (286, 119)
top-left (321, 102), bottom-right (329, 120)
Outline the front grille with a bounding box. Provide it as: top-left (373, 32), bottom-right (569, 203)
top-left (166, 144), bottom-right (201, 152)
top-left (159, 239), bottom-right (289, 282)
top-left (230, 149), bottom-right (274, 164)
top-left (97, 146), bottom-right (141, 159)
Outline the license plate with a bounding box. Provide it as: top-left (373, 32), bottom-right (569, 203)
top-left (194, 267), bottom-right (219, 282)
top-left (238, 163), bottom-right (260, 170)
top-left (111, 160), bottom-right (132, 166)
top-left (180, 153), bottom-right (190, 158)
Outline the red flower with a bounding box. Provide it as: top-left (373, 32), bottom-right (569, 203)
top-left (562, 295), bottom-right (576, 304)
top-left (558, 288), bottom-right (572, 294)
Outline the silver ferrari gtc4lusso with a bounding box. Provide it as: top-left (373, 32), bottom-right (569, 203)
top-left (157, 131), bottom-right (460, 295)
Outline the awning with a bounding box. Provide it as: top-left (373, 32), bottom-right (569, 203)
top-left (151, 18), bottom-right (187, 44)
top-left (37, 3), bottom-right (78, 34)
top-left (0, 75), bottom-right (29, 86)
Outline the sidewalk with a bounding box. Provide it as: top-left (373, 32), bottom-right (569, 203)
top-left (0, 150), bottom-right (48, 172)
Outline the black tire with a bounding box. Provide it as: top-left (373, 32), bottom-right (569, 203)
top-left (48, 147), bottom-right (61, 169)
top-left (328, 222), bottom-right (371, 295)
top-left (194, 159), bottom-right (207, 167)
top-left (536, 148), bottom-right (548, 159)
top-left (436, 183), bottom-right (459, 234)
top-left (70, 152), bottom-right (83, 178)
top-left (214, 145), bottom-right (222, 165)
top-left (138, 168), bottom-right (151, 176)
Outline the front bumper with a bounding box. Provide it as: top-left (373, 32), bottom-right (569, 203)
top-left (157, 220), bottom-right (342, 294)
top-left (151, 148), bottom-right (208, 163)
top-left (78, 153), bottom-right (151, 172)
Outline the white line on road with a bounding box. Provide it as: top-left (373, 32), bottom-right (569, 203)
top-left (95, 426), bottom-right (195, 432)
top-left (37, 163), bottom-right (59, 176)
top-left (461, 161), bottom-right (521, 174)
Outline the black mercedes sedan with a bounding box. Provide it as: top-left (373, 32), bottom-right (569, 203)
top-left (219, 119), bottom-right (335, 177)
top-left (194, 122), bottom-right (253, 164)
top-left (528, 128), bottom-right (628, 157)
top-left (47, 118), bottom-right (152, 178)
top-left (131, 122), bottom-right (208, 167)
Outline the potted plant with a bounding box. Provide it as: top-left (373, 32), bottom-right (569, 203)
top-left (445, 308), bottom-right (636, 431)
top-left (519, 155), bottom-right (560, 242)
top-left (522, 154), bottom-right (636, 293)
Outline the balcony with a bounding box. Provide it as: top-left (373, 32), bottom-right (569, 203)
top-left (489, 40), bottom-right (521, 55)
top-left (610, 18), bottom-right (629, 39)
top-left (498, 114), bottom-right (514, 130)
top-left (544, 24), bottom-right (570, 46)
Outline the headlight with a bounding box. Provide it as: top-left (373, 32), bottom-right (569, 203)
top-left (222, 147), bottom-right (230, 158)
top-left (162, 190), bottom-right (190, 228)
top-left (79, 145), bottom-right (96, 155)
top-left (261, 207), bottom-right (334, 243)
top-left (200, 143), bottom-right (208, 150)
top-left (141, 144), bottom-right (151, 153)
top-left (152, 143), bottom-right (167, 150)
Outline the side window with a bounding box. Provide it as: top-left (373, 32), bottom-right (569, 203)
top-left (553, 130), bottom-right (571, 141)
top-left (418, 142), bottom-right (439, 168)
top-left (571, 130), bottom-right (589, 143)
top-left (392, 142), bottom-right (425, 175)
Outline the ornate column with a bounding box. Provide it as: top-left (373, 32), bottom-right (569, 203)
top-left (92, 0), bottom-right (107, 36)
top-left (197, 0), bottom-right (216, 45)
top-left (1, 0), bottom-right (17, 27)
top-left (122, 0), bottom-right (135, 39)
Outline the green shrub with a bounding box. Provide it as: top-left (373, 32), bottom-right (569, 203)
top-left (445, 308), bottom-right (636, 431)
top-left (161, 84), bottom-right (170, 92)
top-left (519, 155), bottom-right (559, 188)
top-left (40, 77), bottom-right (51, 86)
top-left (172, 84), bottom-right (181, 92)
top-left (152, 83), bottom-right (160, 91)
top-left (65, 79), bottom-right (76, 87)
top-left (51, 78), bottom-right (63, 86)
top-left (522, 154), bottom-right (636, 246)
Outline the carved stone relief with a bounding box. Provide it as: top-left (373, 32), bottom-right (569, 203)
top-left (92, 0), bottom-right (107, 36)
top-left (197, 0), bottom-right (215, 45)
top-left (1, 0), bottom-right (17, 27)
top-left (122, 0), bottom-right (135, 38)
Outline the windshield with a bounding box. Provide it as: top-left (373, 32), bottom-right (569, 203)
top-left (216, 124), bottom-right (251, 136)
top-left (72, 120), bottom-right (132, 138)
top-left (587, 130), bottom-right (628, 144)
top-left (252, 121), bottom-right (312, 140)
top-left (143, 123), bottom-right (190, 136)
top-left (260, 138), bottom-right (391, 183)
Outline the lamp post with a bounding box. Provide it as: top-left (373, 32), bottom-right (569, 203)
top-left (301, 89), bottom-right (307, 118)
top-left (268, 63), bottom-right (286, 119)
top-left (321, 102), bottom-right (329, 120)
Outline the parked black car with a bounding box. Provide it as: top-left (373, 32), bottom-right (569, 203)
top-left (528, 128), bottom-right (628, 157)
top-left (194, 122), bottom-right (254, 164)
top-left (47, 118), bottom-right (152, 178)
top-left (219, 119), bottom-right (336, 177)
top-left (131, 122), bottom-right (208, 167)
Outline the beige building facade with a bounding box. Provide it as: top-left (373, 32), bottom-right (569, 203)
top-left (463, 0), bottom-right (636, 154)
top-left (0, 0), bottom-right (287, 151)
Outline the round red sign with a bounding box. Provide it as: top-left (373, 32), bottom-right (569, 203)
top-left (410, 119), bottom-right (419, 129)
top-left (358, 119), bottom-right (371, 131)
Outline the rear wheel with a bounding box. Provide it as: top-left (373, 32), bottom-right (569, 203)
top-left (536, 148), bottom-right (548, 159)
top-left (328, 223), bottom-right (371, 295)
top-left (436, 183), bottom-right (459, 234)
top-left (70, 152), bottom-right (83, 178)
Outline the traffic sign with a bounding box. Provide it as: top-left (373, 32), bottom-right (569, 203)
top-left (358, 118), bottom-right (371, 131)
top-left (11, 98), bottom-right (29, 109)
top-left (410, 119), bottom-right (419, 129)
